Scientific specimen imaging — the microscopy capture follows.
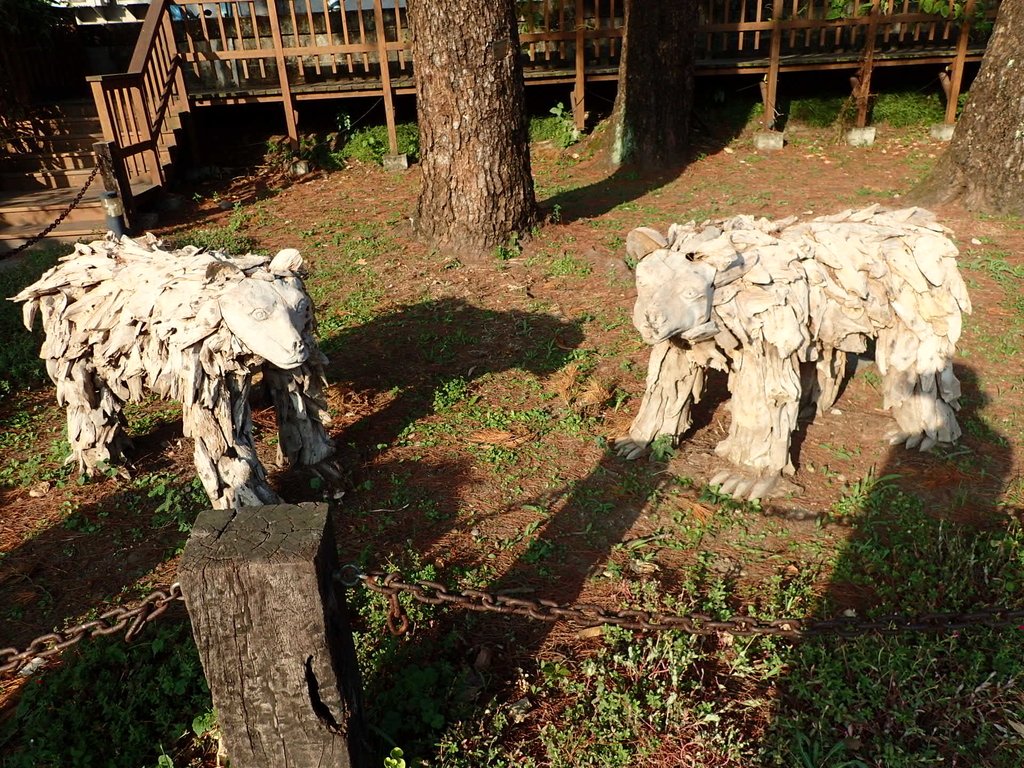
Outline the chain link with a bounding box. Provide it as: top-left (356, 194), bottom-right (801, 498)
top-left (0, 583), bottom-right (184, 677)
top-left (4, 568), bottom-right (1022, 679)
top-left (350, 568), bottom-right (1024, 639)
top-left (4, 165), bottom-right (102, 259)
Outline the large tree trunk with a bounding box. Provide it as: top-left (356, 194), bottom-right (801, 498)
top-left (914, 1), bottom-right (1024, 216)
top-left (407, 0), bottom-right (537, 256)
top-left (609, 0), bottom-right (699, 168)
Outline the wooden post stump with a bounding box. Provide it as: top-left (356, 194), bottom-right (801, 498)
top-left (179, 503), bottom-right (365, 768)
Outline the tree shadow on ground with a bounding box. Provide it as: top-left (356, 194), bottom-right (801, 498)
top-left (0, 418), bottom-right (207, 653)
top-left (541, 92), bottom-right (761, 224)
top-left (766, 363), bottom-right (1024, 766)
top-left (313, 298), bottom-right (584, 482)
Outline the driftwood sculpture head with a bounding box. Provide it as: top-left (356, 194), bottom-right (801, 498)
top-left (11, 235), bottom-right (335, 509)
top-left (212, 250), bottom-right (312, 369)
top-left (616, 206), bottom-right (972, 501)
top-left (630, 226), bottom-right (752, 345)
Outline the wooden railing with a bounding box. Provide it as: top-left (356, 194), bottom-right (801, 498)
top-left (88, 0), bottom-right (997, 202)
top-left (88, 0), bottom-right (190, 204)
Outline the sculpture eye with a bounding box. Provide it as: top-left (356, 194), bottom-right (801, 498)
top-left (252, 308), bottom-right (269, 321)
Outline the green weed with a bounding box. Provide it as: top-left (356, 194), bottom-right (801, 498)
top-left (529, 103), bottom-right (581, 148)
top-left (0, 621), bottom-right (211, 768)
top-left (0, 245), bottom-right (63, 397)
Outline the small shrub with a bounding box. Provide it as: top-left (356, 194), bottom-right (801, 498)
top-left (529, 103), bottom-right (580, 148)
top-left (338, 122), bottom-right (420, 165)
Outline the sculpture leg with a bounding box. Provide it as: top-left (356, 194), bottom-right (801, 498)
top-left (712, 347), bottom-right (802, 500)
top-left (881, 364), bottom-right (962, 451)
top-left (184, 373), bottom-right (280, 509)
top-left (56, 358), bottom-right (131, 475)
top-left (264, 362), bottom-right (335, 467)
top-left (814, 346), bottom-right (847, 415)
top-left (615, 340), bottom-right (705, 460)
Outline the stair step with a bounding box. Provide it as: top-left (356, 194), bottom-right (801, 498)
top-left (1, 151), bottom-right (97, 173)
top-left (0, 219), bottom-right (109, 253)
top-left (7, 114), bottom-right (101, 135)
top-left (0, 166), bottom-right (102, 193)
top-left (30, 99), bottom-right (99, 120)
top-left (0, 181), bottom-right (106, 227)
top-left (6, 132), bottom-right (107, 154)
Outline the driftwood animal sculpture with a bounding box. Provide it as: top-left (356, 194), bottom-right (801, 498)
top-left (615, 205), bottom-right (972, 500)
top-left (11, 234), bottom-right (334, 509)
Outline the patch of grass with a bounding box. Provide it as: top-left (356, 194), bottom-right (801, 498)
top-left (0, 434), bottom-right (72, 488)
top-left (0, 245), bottom-right (63, 398)
top-left (338, 121), bottom-right (420, 165)
top-left (786, 95), bottom-right (853, 127)
top-left (176, 204), bottom-right (258, 254)
top-left (0, 621), bottom-right (211, 768)
top-left (529, 103), bottom-right (581, 148)
top-left (546, 252), bottom-right (592, 278)
top-left (870, 91), bottom-right (947, 127)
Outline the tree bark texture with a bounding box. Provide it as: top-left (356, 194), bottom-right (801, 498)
top-left (408, 0), bottom-right (537, 254)
top-left (610, 0), bottom-right (699, 168)
top-left (179, 504), bottom-right (366, 768)
top-left (914, 0), bottom-right (1024, 215)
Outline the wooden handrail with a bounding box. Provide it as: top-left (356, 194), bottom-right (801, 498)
top-left (129, 0), bottom-right (174, 74)
top-left (91, 0), bottom-right (188, 194)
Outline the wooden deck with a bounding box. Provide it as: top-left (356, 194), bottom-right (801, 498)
top-left (78, 0), bottom-right (996, 207)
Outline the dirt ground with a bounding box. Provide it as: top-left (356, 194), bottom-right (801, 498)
top-left (1, 115), bottom-right (1022, 724)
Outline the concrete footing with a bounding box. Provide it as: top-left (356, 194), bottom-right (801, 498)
top-left (753, 131), bottom-right (785, 151)
top-left (383, 154), bottom-right (409, 171)
top-left (846, 127), bottom-right (876, 147)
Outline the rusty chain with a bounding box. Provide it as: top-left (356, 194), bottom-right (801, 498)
top-left (0, 583), bottom-right (183, 677)
top-left (342, 567), bottom-right (1024, 640)
top-left (4, 567), bottom-right (1024, 679)
top-left (3, 165), bottom-right (102, 259)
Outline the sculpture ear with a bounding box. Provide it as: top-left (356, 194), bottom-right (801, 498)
top-left (709, 253), bottom-right (754, 287)
top-left (626, 227), bottom-right (668, 262)
top-left (204, 259), bottom-right (245, 285)
top-left (270, 248), bottom-right (304, 275)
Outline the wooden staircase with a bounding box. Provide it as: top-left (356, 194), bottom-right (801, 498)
top-left (0, 99), bottom-right (161, 254)
top-left (0, 100), bottom-right (110, 253)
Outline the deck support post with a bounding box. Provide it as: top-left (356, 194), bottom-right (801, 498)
top-left (179, 503), bottom-right (366, 768)
top-left (944, 0), bottom-right (976, 124)
top-left (93, 140), bottom-right (135, 229)
top-left (762, 22), bottom-right (781, 130)
top-left (267, 0), bottom-right (299, 147)
top-left (851, 1), bottom-right (880, 130)
top-left (373, 0), bottom-right (400, 157)
top-left (572, 0), bottom-right (586, 131)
